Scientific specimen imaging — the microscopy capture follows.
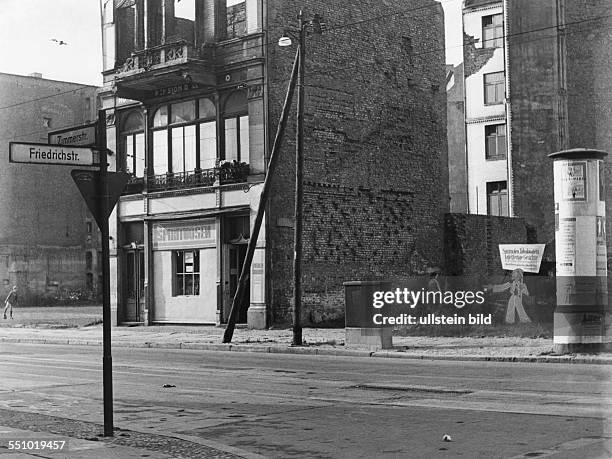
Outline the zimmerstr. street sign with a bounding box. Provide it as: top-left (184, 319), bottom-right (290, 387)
top-left (9, 141), bottom-right (99, 166)
top-left (48, 123), bottom-right (97, 147)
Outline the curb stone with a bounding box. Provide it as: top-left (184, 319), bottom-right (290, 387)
top-left (1, 337), bottom-right (611, 364)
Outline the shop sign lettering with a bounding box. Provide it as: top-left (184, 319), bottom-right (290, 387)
top-left (153, 219), bottom-right (216, 250)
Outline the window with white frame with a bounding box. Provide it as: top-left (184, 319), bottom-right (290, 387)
top-left (485, 123), bottom-right (506, 160)
top-left (223, 91), bottom-right (249, 163)
top-left (487, 181), bottom-right (508, 216)
top-left (482, 14), bottom-right (503, 48)
top-left (122, 111), bottom-right (145, 177)
top-left (484, 71), bottom-right (505, 105)
top-left (151, 98), bottom-right (217, 175)
top-left (173, 249), bottom-right (200, 296)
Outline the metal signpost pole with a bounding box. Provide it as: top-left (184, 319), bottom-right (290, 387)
top-left (97, 109), bottom-right (114, 436)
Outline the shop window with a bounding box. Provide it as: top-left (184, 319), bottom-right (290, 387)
top-left (485, 124), bottom-right (506, 160)
top-left (484, 72), bottom-right (505, 105)
top-left (173, 250), bottom-right (200, 296)
top-left (482, 14), bottom-right (503, 48)
top-left (226, 0), bottom-right (247, 39)
top-left (487, 181), bottom-right (508, 216)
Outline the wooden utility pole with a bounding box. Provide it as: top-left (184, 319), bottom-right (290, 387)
top-left (223, 48), bottom-right (300, 343)
top-left (293, 11), bottom-right (306, 346)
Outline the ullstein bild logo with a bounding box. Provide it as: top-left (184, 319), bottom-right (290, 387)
top-left (363, 288), bottom-right (490, 327)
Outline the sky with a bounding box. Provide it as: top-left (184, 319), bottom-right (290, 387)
top-left (0, 0), bottom-right (462, 87)
top-left (0, 0), bottom-right (103, 86)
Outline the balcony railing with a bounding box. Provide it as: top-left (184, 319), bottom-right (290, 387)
top-left (121, 163), bottom-right (250, 195)
top-left (150, 168), bottom-right (217, 192)
top-left (118, 40), bottom-right (211, 75)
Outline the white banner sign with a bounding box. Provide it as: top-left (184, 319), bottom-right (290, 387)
top-left (499, 244), bottom-right (546, 273)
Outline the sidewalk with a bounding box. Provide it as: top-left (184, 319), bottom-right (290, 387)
top-left (1, 322), bottom-right (612, 364)
top-left (0, 407), bottom-right (256, 458)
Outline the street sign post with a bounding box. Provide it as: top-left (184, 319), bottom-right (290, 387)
top-left (8, 112), bottom-right (117, 437)
top-left (9, 142), bottom-right (99, 166)
top-left (48, 122), bottom-right (97, 147)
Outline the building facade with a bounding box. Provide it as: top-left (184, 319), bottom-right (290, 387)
top-left (0, 72), bottom-right (100, 304)
top-left (100, 0), bottom-right (448, 327)
top-left (452, 0), bottom-right (612, 267)
top-left (461, 0), bottom-right (511, 216)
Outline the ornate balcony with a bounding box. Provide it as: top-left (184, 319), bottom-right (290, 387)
top-left (150, 168), bottom-right (217, 192)
top-left (113, 41), bottom-right (216, 101)
top-left (121, 163), bottom-right (250, 195)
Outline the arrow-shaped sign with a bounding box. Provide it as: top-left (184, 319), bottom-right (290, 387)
top-left (71, 169), bottom-right (130, 229)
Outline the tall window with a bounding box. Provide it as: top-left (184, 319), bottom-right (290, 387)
top-left (485, 124), bottom-right (506, 159)
top-left (151, 98), bottom-right (217, 175)
top-left (484, 72), bottom-right (505, 105)
top-left (199, 98), bottom-right (217, 169)
top-left (223, 91), bottom-right (249, 162)
top-left (482, 14), bottom-right (503, 48)
top-left (122, 111), bottom-right (145, 177)
top-left (226, 0), bottom-right (247, 39)
top-left (174, 250), bottom-right (200, 296)
top-left (487, 181), bottom-right (508, 216)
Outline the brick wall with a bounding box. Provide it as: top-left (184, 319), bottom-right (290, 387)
top-left (444, 213), bottom-right (528, 281)
top-left (508, 0), bottom-right (612, 261)
top-left (507, 0), bottom-right (560, 244)
top-left (265, 0), bottom-right (448, 325)
top-left (565, 0), bottom-right (612, 256)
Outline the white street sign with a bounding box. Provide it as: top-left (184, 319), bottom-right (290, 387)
top-left (49, 124), bottom-right (96, 147)
top-left (9, 142), bottom-right (99, 166)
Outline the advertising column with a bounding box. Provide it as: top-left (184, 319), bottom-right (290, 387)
top-left (549, 149), bottom-right (608, 353)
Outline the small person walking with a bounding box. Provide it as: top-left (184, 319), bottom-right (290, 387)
top-left (3, 285), bottom-right (17, 320)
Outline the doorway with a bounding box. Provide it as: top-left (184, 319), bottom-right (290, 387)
top-left (124, 249), bottom-right (145, 323)
top-left (223, 243), bottom-right (250, 323)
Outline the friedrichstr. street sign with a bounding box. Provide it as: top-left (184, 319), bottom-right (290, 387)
top-left (9, 141), bottom-right (99, 166)
top-left (48, 123), bottom-right (97, 147)
top-left (71, 169), bottom-right (130, 229)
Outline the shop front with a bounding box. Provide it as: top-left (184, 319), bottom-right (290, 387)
top-left (151, 218), bottom-right (218, 323)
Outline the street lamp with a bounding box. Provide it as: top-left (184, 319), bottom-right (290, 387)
top-left (279, 11), bottom-right (324, 346)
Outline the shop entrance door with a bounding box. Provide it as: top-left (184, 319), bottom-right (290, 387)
top-left (223, 244), bottom-right (249, 323)
top-left (124, 249), bottom-right (144, 323)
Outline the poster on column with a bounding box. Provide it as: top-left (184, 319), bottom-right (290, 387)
top-left (596, 216), bottom-right (607, 276)
top-left (560, 161), bottom-right (587, 201)
top-left (557, 217), bottom-right (576, 275)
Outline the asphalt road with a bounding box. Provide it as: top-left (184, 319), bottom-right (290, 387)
top-left (0, 343), bottom-right (611, 458)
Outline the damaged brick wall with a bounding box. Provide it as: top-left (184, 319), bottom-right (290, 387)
top-left (265, 0), bottom-right (448, 326)
top-left (444, 213), bottom-right (528, 282)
